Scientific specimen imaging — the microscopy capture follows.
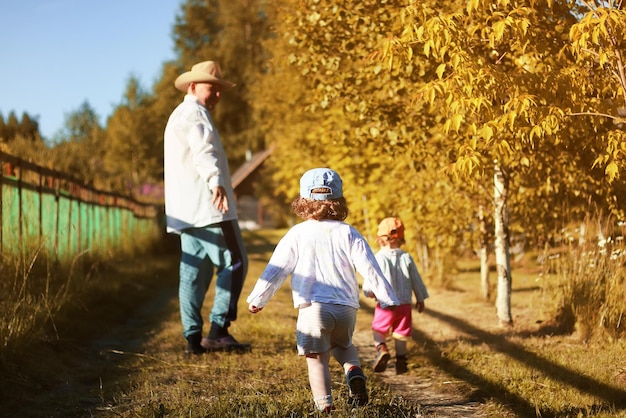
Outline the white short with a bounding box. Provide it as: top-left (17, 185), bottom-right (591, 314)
top-left (295, 302), bottom-right (357, 355)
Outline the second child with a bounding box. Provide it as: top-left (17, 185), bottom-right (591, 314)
top-left (364, 217), bottom-right (429, 374)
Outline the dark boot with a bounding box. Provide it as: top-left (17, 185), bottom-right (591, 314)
top-left (202, 322), bottom-right (251, 353)
top-left (207, 322), bottom-right (230, 339)
top-left (185, 333), bottom-right (206, 355)
top-left (395, 355), bottom-right (408, 374)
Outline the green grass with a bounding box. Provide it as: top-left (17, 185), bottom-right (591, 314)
top-left (0, 228), bottom-right (625, 417)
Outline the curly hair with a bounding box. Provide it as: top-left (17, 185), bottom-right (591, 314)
top-left (376, 235), bottom-right (405, 247)
top-left (292, 195), bottom-right (349, 221)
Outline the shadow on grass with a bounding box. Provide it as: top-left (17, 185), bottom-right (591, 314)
top-left (0, 250), bottom-right (181, 417)
top-left (512, 285), bottom-right (541, 294)
top-left (415, 308), bottom-right (626, 417)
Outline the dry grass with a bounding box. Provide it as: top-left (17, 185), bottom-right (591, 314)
top-left (542, 242), bottom-right (626, 342)
top-left (0, 244), bottom-right (95, 354)
top-left (431, 245), bottom-right (626, 417)
top-left (0, 229), bottom-right (625, 417)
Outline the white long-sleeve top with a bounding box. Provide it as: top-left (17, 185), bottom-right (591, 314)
top-left (367, 247), bottom-right (429, 305)
top-left (164, 94), bottom-right (237, 233)
top-left (246, 220), bottom-right (401, 309)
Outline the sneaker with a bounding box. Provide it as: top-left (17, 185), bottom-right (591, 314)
top-left (345, 366), bottom-right (368, 406)
top-left (200, 335), bottom-right (251, 353)
top-left (185, 334), bottom-right (206, 355)
top-left (372, 343), bottom-right (390, 372)
top-left (395, 355), bottom-right (408, 374)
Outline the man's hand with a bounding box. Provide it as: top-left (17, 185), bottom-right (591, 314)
top-left (415, 301), bottom-right (425, 313)
top-left (211, 186), bottom-right (229, 213)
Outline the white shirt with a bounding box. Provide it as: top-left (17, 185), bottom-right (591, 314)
top-left (164, 95), bottom-right (237, 233)
top-left (246, 220), bottom-right (401, 309)
top-left (371, 247), bottom-right (429, 304)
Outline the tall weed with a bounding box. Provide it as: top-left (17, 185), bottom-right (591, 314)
top-left (0, 245), bottom-right (93, 356)
top-left (0, 230), bottom-right (161, 360)
top-left (543, 221), bottom-right (625, 341)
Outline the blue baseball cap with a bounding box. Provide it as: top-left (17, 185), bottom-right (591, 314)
top-left (299, 168), bottom-right (343, 200)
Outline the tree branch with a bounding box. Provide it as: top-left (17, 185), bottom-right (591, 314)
top-left (567, 111), bottom-right (619, 120)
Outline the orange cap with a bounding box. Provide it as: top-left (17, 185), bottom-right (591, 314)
top-left (377, 217), bottom-right (404, 240)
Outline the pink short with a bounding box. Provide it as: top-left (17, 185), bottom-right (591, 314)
top-left (371, 303), bottom-right (413, 340)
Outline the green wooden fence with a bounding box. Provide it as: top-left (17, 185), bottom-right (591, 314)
top-left (0, 151), bottom-right (162, 260)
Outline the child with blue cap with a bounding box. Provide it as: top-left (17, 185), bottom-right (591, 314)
top-left (246, 168), bottom-right (400, 413)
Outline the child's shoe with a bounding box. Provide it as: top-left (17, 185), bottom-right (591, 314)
top-left (372, 343), bottom-right (390, 372)
top-left (395, 355), bottom-right (408, 374)
top-left (345, 366), bottom-right (368, 406)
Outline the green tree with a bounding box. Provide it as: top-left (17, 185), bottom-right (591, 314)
top-left (104, 77), bottom-right (162, 195)
top-left (53, 101), bottom-right (101, 144)
top-left (0, 112), bottom-right (5, 140)
top-left (51, 101), bottom-right (106, 186)
top-left (210, 0), bottom-right (269, 160)
top-left (5, 111), bottom-right (19, 142)
top-left (18, 112), bottom-right (41, 142)
top-left (150, 62), bottom-right (182, 148)
top-left (0, 111), bottom-right (48, 164)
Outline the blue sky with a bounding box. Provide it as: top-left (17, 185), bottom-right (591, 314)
top-left (0, 0), bottom-right (183, 140)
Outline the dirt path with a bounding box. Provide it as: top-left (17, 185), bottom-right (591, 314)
top-left (86, 278), bottom-right (496, 417)
top-left (352, 286), bottom-right (497, 417)
top-left (353, 328), bottom-right (488, 417)
top-left (89, 273), bottom-right (503, 417)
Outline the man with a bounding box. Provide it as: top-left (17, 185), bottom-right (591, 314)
top-left (164, 60), bottom-right (249, 355)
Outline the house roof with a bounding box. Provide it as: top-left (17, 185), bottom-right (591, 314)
top-left (231, 147), bottom-right (273, 189)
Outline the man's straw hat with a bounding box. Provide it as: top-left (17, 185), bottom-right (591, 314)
top-left (174, 60), bottom-right (236, 92)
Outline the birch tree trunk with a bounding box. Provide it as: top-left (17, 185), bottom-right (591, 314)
top-left (494, 164), bottom-right (513, 326)
top-left (478, 204), bottom-right (490, 301)
top-left (416, 235), bottom-right (430, 277)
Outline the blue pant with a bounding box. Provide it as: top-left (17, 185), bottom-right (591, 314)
top-left (178, 220), bottom-right (247, 338)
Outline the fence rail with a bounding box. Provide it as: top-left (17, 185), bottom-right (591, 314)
top-left (0, 151), bottom-right (162, 260)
